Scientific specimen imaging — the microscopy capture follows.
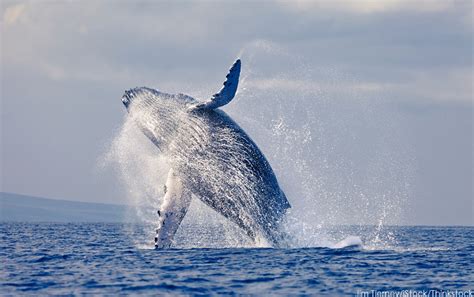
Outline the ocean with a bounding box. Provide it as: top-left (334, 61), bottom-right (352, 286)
top-left (1, 223), bottom-right (472, 295)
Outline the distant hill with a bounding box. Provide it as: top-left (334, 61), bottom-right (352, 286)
top-left (0, 192), bottom-right (132, 222)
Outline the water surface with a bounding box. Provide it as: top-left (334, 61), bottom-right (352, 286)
top-left (1, 223), bottom-right (472, 295)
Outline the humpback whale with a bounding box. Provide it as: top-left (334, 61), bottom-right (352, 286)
top-left (121, 59), bottom-right (291, 248)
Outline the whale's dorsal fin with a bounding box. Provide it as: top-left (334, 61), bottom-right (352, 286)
top-left (190, 59), bottom-right (241, 110)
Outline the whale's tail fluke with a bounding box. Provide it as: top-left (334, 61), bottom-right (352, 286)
top-left (190, 59), bottom-right (241, 111)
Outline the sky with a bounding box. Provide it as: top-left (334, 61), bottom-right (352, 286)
top-left (1, 0), bottom-right (472, 226)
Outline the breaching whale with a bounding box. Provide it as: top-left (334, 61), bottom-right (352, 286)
top-left (121, 59), bottom-right (291, 248)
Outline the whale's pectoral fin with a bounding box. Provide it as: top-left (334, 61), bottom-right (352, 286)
top-left (155, 169), bottom-right (192, 248)
top-left (190, 59), bottom-right (241, 111)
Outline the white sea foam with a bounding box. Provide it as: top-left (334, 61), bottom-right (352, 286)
top-left (332, 236), bottom-right (363, 249)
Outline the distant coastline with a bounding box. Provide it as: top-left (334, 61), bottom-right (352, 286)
top-left (0, 192), bottom-right (131, 223)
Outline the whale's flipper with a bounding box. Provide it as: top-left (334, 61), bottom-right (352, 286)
top-left (155, 169), bottom-right (192, 248)
top-left (191, 59), bottom-right (241, 110)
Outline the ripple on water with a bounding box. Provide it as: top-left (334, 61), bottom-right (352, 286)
top-left (1, 223), bottom-right (472, 295)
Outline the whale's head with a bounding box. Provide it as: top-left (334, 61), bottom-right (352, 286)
top-left (122, 87), bottom-right (165, 110)
top-left (121, 87), bottom-right (193, 111)
top-left (120, 87), bottom-right (195, 151)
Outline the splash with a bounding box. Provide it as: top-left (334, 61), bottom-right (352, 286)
top-left (103, 114), bottom-right (257, 249)
top-left (231, 41), bottom-right (414, 249)
top-left (103, 117), bottom-right (168, 248)
top-left (103, 41), bottom-right (413, 249)
top-left (105, 87), bottom-right (289, 248)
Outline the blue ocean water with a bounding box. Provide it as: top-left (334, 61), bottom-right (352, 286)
top-left (1, 223), bottom-right (472, 295)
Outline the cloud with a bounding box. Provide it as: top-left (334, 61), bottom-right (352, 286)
top-left (1, 1), bottom-right (471, 226)
top-left (1, 1), bottom-right (471, 102)
top-left (3, 3), bottom-right (27, 26)
top-left (247, 77), bottom-right (392, 92)
top-left (245, 67), bottom-right (473, 103)
top-left (280, 0), bottom-right (457, 14)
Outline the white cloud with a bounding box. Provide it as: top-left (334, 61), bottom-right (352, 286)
top-left (78, 24), bottom-right (88, 35)
top-left (246, 69), bottom-right (473, 103)
top-left (280, 0), bottom-right (456, 14)
top-left (3, 3), bottom-right (27, 26)
top-left (2, 1), bottom-right (471, 103)
top-left (246, 78), bottom-right (321, 92)
top-left (246, 77), bottom-right (392, 92)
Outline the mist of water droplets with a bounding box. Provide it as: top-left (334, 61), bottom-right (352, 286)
top-left (103, 41), bottom-right (413, 249)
